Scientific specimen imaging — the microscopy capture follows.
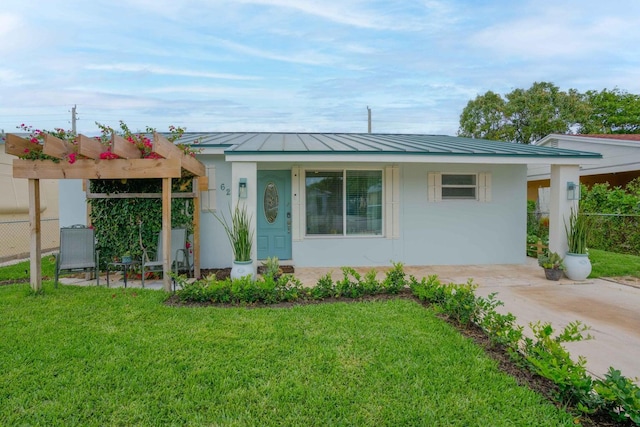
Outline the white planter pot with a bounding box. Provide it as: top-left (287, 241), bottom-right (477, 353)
top-left (231, 260), bottom-right (255, 281)
top-left (564, 253), bottom-right (591, 281)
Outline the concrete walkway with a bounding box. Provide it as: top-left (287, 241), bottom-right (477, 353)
top-left (59, 258), bottom-right (640, 381)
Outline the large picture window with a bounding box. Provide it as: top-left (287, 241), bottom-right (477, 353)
top-left (305, 170), bottom-right (382, 236)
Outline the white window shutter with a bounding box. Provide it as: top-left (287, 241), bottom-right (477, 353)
top-left (384, 166), bottom-right (400, 239)
top-left (478, 172), bottom-right (492, 202)
top-left (428, 172), bottom-right (441, 202)
top-left (202, 166), bottom-right (216, 211)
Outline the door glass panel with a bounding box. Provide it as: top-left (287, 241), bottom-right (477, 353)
top-left (264, 182), bottom-right (279, 223)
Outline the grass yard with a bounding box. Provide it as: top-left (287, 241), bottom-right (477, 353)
top-left (589, 249), bottom-right (640, 278)
top-left (0, 255), bottom-right (56, 283)
top-left (0, 283), bottom-right (576, 426)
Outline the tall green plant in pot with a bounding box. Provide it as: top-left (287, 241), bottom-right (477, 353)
top-left (564, 207), bottom-right (592, 280)
top-left (212, 203), bottom-right (255, 280)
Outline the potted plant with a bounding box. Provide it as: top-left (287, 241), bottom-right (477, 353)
top-left (537, 251), bottom-right (565, 281)
top-left (213, 203), bottom-right (255, 280)
top-left (121, 251), bottom-right (132, 264)
top-left (564, 207), bottom-right (592, 280)
top-left (262, 256), bottom-right (283, 281)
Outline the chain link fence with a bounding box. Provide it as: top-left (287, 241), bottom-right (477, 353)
top-left (527, 211), bottom-right (640, 256)
top-left (0, 218), bottom-right (60, 262)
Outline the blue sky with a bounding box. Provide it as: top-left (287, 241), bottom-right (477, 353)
top-left (1, 0), bottom-right (639, 136)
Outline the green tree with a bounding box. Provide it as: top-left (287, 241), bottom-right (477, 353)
top-left (457, 90), bottom-right (509, 141)
top-left (580, 88), bottom-right (640, 134)
top-left (505, 82), bottom-right (587, 144)
top-left (458, 82), bottom-right (591, 144)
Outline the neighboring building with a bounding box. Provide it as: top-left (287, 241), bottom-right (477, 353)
top-left (528, 134), bottom-right (640, 201)
top-left (59, 133), bottom-right (601, 269)
top-left (0, 138), bottom-right (60, 260)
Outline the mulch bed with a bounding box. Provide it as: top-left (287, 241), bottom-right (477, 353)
top-left (198, 265), bottom-right (295, 281)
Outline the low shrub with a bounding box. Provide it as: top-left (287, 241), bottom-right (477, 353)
top-left (409, 275), bottom-right (478, 325)
top-left (593, 367), bottom-right (640, 424)
top-left (335, 267), bottom-right (365, 298)
top-left (522, 321), bottom-right (594, 408)
top-left (174, 273), bottom-right (307, 305)
top-left (474, 292), bottom-right (523, 353)
top-left (310, 273), bottom-right (334, 299)
top-left (382, 261), bottom-right (406, 294)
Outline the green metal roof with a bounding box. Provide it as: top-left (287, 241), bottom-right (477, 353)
top-left (177, 132), bottom-right (602, 159)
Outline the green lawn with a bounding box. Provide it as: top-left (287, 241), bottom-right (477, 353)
top-left (0, 283), bottom-right (575, 426)
top-left (589, 248), bottom-right (640, 278)
top-left (0, 255), bottom-right (56, 282)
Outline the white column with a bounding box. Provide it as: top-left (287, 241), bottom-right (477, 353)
top-left (231, 162), bottom-right (258, 260)
top-left (548, 165), bottom-right (580, 254)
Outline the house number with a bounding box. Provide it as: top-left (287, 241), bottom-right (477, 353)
top-left (219, 183), bottom-right (231, 196)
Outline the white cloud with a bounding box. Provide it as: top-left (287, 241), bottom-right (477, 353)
top-left (210, 37), bottom-right (340, 66)
top-left (1, 0), bottom-right (639, 136)
top-left (470, 3), bottom-right (640, 60)
top-left (237, 0), bottom-right (399, 30)
top-left (0, 12), bottom-right (46, 55)
top-left (84, 63), bottom-right (261, 81)
top-left (0, 68), bottom-right (24, 85)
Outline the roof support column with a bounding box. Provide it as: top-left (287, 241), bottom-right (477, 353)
top-left (548, 164), bottom-right (580, 255)
top-left (29, 179), bottom-right (42, 292)
top-left (231, 162), bottom-right (257, 262)
top-left (162, 177), bottom-right (172, 292)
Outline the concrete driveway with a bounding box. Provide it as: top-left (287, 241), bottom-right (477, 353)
top-left (295, 258), bottom-right (640, 382)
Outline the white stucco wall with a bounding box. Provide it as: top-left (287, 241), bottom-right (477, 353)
top-left (60, 157), bottom-right (528, 269)
top-left (290, 163), bottom-right (526, 267)
top-left (528, 136), bottom-right (631, 180)
top-left (59, 180), bottom-right (86, 226)
top-left (198, 155), bottom-right (235, 268)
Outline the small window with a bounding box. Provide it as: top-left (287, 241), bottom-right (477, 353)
top-left (441, 174), bottom-right (477, 199)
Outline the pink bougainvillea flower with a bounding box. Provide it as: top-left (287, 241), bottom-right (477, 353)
top-left (68, 153), bottom-right (77, 164)
top-left (99, 150), bottom-right (119, 160)
top-left (24, 148), bottom-right (30, 153)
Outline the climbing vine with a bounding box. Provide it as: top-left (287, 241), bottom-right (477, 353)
top-left (89, 178), bottom-right (194, 267)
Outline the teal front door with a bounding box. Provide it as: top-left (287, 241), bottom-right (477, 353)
top-left (257, 170), bottom-right (292, 260)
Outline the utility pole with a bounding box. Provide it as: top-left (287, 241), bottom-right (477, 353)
top-left (71, 105), bottom-right (78, 134)
top-left (367, 106), bottom-right (372, 133)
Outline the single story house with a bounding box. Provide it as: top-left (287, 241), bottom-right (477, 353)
top-left (60, 133), bottom-right (602, 269)
top-left (528, 134), bottom-right (640, 201)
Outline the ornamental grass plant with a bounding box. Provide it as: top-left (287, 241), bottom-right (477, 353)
top-left (565, 207), bottom-right (590, 255)
top-left (212, 203), bottom-right (254, 262)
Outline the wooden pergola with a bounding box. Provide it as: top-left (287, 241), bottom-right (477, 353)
top-left (5, 132), bottom-right (207, 292)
